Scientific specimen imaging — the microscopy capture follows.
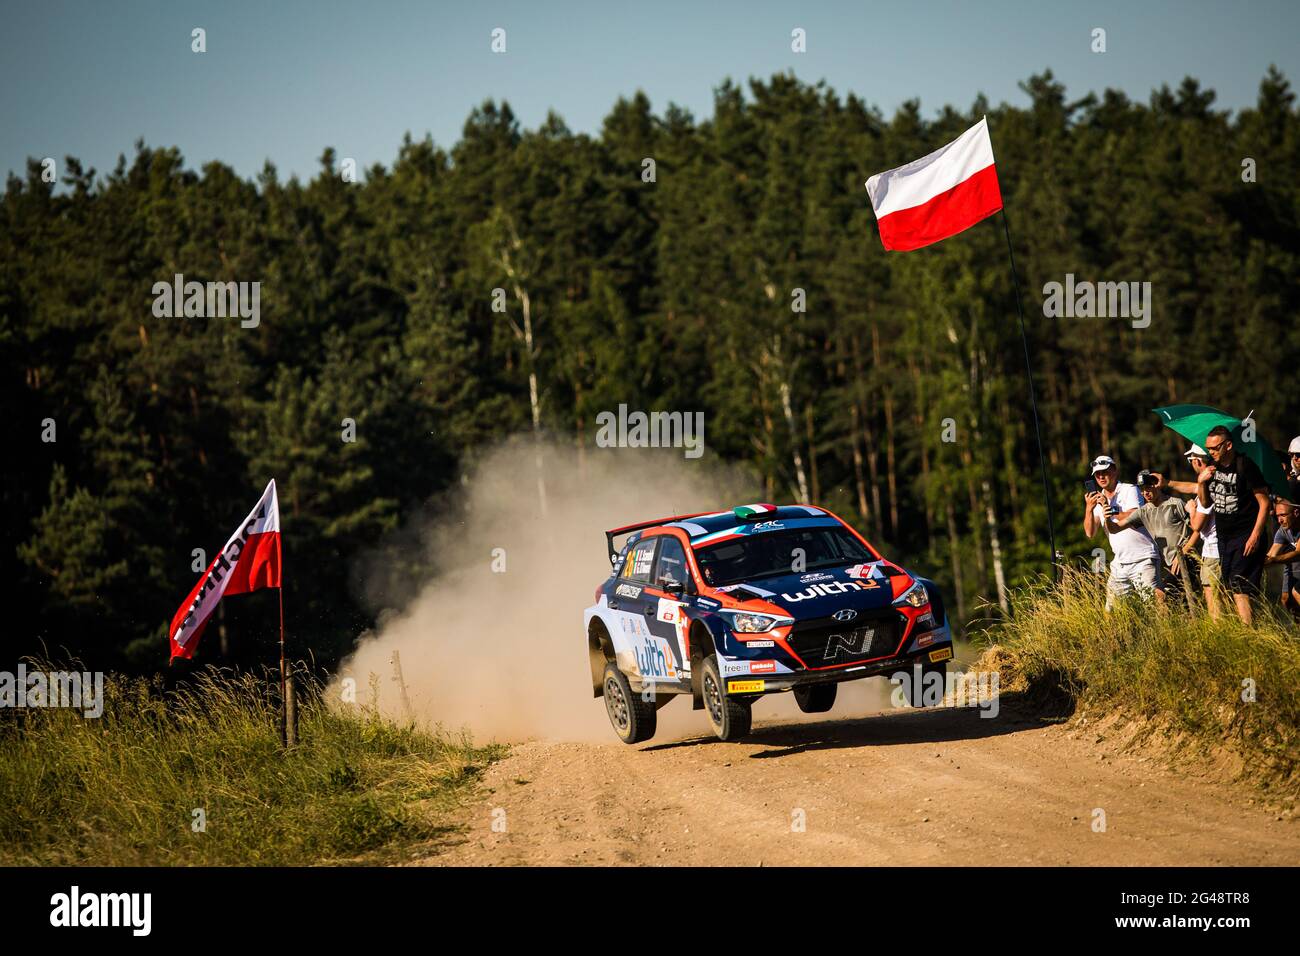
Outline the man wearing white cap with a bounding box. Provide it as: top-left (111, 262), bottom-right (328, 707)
top-left (1159, 445), bottom-right (1222, 619)
top-left (1083, 455), bottom-right (1158, 608)
top-left (1287, 436), bottom-right (1300, 503)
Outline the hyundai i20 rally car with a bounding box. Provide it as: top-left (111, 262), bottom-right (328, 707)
top-left (584, 504), bottom-right (954, 743)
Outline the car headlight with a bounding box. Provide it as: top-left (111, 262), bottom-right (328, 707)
top-left (720, 610), bottom-right (793, 633)
top-left (895, 581), bottom-right (929, 609)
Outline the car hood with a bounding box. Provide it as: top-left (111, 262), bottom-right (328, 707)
top-left (710, 561), bottom-right (915, 620)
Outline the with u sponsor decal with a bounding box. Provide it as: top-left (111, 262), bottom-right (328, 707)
top-left (636, 636), bottom-right (677, 679)
top-left (781, 580), bottom-right (876, 602)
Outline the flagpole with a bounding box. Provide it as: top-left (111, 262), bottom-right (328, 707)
top-left (278, 582), bottom-right (286, 734)
top-left (1000, 208), bottom-right (1059, 578)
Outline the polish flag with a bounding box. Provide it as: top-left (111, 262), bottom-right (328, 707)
top-left (169, 479), bottom-right (281, 660)
top-left (865, 117), bottom-right (1003, 252)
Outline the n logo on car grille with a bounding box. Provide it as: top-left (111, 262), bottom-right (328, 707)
top-left (823, 628), bottom-right (874, 660)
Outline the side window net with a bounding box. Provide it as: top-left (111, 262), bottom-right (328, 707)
top-left (655, 538), bottom-right (689, 590)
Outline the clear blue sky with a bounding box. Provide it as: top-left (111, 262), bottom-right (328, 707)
top-left (3, 0), bottom-right (1297, 183)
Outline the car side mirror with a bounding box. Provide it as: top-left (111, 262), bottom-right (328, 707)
top-left (664, 579), bottom-right (685, 596)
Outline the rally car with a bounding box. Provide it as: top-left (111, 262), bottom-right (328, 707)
top-left (584, 503), bottom-right (954, 743)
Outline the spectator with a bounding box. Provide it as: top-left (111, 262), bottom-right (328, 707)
top-left (1157, 444), bottom-right (1222, 618)
top-left (1288, 436), bottom-right (1300, 504)
top-left (1104, 469), bottom-right (1191, 605)
top-left (1084, 455), bottom-right (1158, 609)
top-left (1266, 499), bottom-right (1300, 617)
top-left (1198, 425), bottom-right (1271, 624)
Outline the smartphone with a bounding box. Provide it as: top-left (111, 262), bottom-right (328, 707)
top-left (1083, 477), bottom-right (1099, 494)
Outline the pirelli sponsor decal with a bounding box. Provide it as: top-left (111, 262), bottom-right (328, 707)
top-left (726, 679), bottom-right (765, 694)
top-left (928, 646), bottom-right (953, 663)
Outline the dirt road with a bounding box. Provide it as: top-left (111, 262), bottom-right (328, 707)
top-left (423, 702), bottom-right (1300, 866)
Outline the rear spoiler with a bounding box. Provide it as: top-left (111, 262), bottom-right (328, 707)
top-left (605, 512), bottom-right (712, 568)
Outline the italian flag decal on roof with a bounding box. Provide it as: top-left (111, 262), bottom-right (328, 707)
top-left (733, 503), bottom-right (777, 519)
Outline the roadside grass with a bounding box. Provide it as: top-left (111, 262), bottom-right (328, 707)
top-left (0, 663), bottom-right (503, 866)
top-left (980, 568), bottom-right (1300, 800)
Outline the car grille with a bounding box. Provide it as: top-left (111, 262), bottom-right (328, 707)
top-left (786, 613), bottom-right (904, 669)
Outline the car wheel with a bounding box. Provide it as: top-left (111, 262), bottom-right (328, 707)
top-left (603, 663), bottom-right (656, 744)
top-left (793, 682), bottom-right (837, 713)
top-left (905, 660), bottom-right (947, 707)
top-left (701, 656), bottom-right (752, 741)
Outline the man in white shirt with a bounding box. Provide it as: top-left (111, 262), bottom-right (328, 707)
top-left (1083, 455), bottom-right (1158, 609)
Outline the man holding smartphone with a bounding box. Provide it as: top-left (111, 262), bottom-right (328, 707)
top-left (1083, 455), bottom-right (1158, 609)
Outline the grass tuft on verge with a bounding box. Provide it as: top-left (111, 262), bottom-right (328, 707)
top-left (980, 568), bottom-right (1300, 798)
top-left (0, 663), bottom-right (503, 866)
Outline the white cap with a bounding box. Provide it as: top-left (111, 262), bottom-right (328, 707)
top-left (1090, 455), bottom-right (1116, 474)
top-left (1184, 443), bottom-right (1208, 458)
top-left (1289, 435), bottom-right (1300, 455)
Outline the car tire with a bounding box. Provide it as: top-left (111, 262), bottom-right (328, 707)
top-left (603, 662), bottom-right (656, 744)
top-left (793, 683), bottom-right (837, 713)
top-left (905, 660), bottom-right (947, 707)
top-left (701, 656), bottom-right (753, 741)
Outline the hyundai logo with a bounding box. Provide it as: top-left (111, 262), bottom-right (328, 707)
top-left (833, 609), bottom-right (858, 622)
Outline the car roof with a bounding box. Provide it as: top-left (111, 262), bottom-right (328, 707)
top-left (658, 505), bottom-right (842, 545)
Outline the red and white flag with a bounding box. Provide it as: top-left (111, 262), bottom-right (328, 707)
top-left (865, 116), bottom-right (1003, 252)
top-left (169, 479), bottom-right (281, 660)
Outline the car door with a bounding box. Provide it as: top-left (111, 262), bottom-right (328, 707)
top-left (608, 537), bottom-right (679, 682)
top-left (646, 534), bottom-right (693, 677)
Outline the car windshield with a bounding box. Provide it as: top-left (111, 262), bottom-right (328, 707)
top-left (693, 527), bottom-right (878, 588)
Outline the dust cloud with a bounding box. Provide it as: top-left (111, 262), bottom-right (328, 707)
top-left (333, 439), bottom-right (897, 745)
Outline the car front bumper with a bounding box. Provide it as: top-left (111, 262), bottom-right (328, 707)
top-left (719, 641), bottom-right (954, 696)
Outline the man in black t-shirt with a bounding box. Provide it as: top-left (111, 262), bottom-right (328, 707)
top-left (1197, 425), bottom-right (1271, 623)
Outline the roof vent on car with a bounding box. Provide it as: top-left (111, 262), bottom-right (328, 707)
top-left (733, 503), bottom-right (778, 522)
